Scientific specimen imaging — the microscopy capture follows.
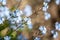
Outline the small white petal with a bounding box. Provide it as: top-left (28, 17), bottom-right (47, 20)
top-left (39, 26), bottom-right (44, 31)
top-left (55, 22), bottom-right (60, 31)
top-left (0, 7), bottom-right (5, 17)
top-left (39, 26), bottom-right (47, 34)
top-left (24, 17), bottom-right (28, 21)
top-left (42, 6), bottom-right (49, 12)
top-left (24, 4), bottom-right (32, 17)
top-left (0, 17), bottom-right (4, 24)
top-left (2, 18), bottom-right (5, 21)
top-left (20, 10), bottom-right (24, 15)
top-left (2, 0), bottom-right (7, 5)
top-left (55, 0), bottom-right (60, 5)
top-left (27, 18), bottom-right (33, 29)
top-left (44, 12), bottom-right (51, 20)
top-left (16, 17), bottom-right (22, 23)
top-left (43, 2), bottom-right (48, 6)
top-left (51, 30), bottom-right (55, 34)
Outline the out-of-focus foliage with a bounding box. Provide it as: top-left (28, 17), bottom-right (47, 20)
top-left (0, 19), bottom-right (10, 31)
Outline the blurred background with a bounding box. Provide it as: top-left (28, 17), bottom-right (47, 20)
top-left (0, 0), bottom-right (60, 40)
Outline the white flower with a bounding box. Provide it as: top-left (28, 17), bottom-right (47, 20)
top-left (4, 36), bottom-right (11, 40)
top-left (19, 10), bottom-right (24, 16)
top-left (0, 17), bottom-right (5, 24)
top-left (55, 0), bottom-right (60, 5)
top-left (42, 2), bottom-right (49, 12)
top-left (44, 12), bottom-right (51, 20)
top-left (13, 10), bottom-right (24, 18)
top-left (0, 6), bottom-right (10, 19)
top-left (43, 2), bottom-right (48, 6)
top-left (0, 6), bottom-right (5, 17)
top-left (39, 26), bottom-right (47, 35)
top-left (51, 30), bottom-right (55, 34)
top-left (51, 30), bottom-right (58, 39)
top-left (53, 32), bottom-right (58, 39)
top-left (4, 7), bottom-right (10, 19)
top-left (55, 22), bottom-right (60, 31)
top-left (14, 16), bottom-right (22, 23)
top-left (2, 0), bottom-right (6, 5)
top-left (24, 4), bottom-right (32, 17)
top-left (24, 17), bottom-right (29, 22)
top-left (34, 37), bottom-right (40, 40)
top-left (42, 6), bottom-right (49, 12)
top-left (27, 18), bottom-right (33, 29)
top-left (14, 10), bottom-right (23, 17)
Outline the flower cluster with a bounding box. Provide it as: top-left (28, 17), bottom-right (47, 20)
top-left (39, 26), bottom-right (47, 35)
top-left (42, 0), bottom-right (51, 20)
